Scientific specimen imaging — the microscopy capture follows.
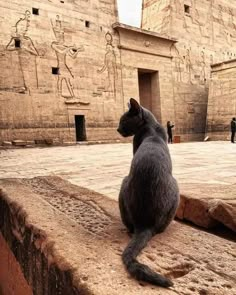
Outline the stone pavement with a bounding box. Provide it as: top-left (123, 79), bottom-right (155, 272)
top-left (0, 141), bottom-right (236, 200)
top-left (1, 141), bottom-right (236, 232)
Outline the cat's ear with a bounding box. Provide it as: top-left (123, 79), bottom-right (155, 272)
top-left (129, 98), bottom-right (140, 115)
top-left (127, 102), bottom-right (131, 110)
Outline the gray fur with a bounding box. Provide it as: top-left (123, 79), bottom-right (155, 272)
top-left (117, 98), bottom-right (179, 288)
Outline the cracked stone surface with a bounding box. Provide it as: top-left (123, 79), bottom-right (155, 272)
top-left (0, 176), bottom-right (235, 295)
top-left (0, 142), bottom-right (235, 231)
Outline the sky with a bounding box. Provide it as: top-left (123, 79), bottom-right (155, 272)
top-left (117, 0), bottom-right (142, 27)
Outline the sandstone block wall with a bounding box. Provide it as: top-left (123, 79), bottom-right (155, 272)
top-left (207, 59), bottom-right (236, 140)
top-left (142, 0), bottom-right (236, 140)
top-left (0, 0), bottom-right (124, 143)
top-left (113, 24), bottom-right (176, 127)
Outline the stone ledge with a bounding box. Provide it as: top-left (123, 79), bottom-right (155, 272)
top-left (0, 177), bottom-right (235, 294)
top-left (177, 183), bottom-right (236, 232)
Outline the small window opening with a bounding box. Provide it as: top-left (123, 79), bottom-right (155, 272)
top-left (32, 8), bottom-right (39, 15)
top-left (60, 0), bottom-right (64, 3)
top-left (184, 5), bottom-right (190, 14)
top-left (52, 67), bottom-right (60, 75)
top-left (85, 21), bottom-right (90, 28)
top-left (15, 39), bottom-right (21, 48)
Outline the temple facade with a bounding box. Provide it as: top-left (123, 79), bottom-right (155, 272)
top-left (0, 0), bottom-right (235, 144)
top-left (142, 0), bottom-right (236, 140)
top-left (0, 0), bottom-right (123, 143)
top-left (207, 59), bottom-right (236, 140)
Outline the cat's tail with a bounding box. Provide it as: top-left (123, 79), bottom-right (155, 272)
top-left (122, 228), bottom-right (173, 288)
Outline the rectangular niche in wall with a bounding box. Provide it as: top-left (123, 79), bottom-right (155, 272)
top-left (32, 8), bottom-right (39, 15)
top-left (15, 39), bottom-right (21, 48)
top-left (184, 4), bottom-right (191, 14)
top-left (52, 67), bottom-right (60, 75)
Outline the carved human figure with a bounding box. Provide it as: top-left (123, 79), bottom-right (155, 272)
top-left (225, 9), bottom-right (236, 45)
top-left (6, 10), bottom-right (39, 91)
top-left (51, 16), bottom-right (80, 98)
top-left (185, 49), bottom-right (193, 83)
top-left (191, 0), bottom-right (200, 24)
top-left (201, 0), bottom-right (214, 43)
top-left (98, 32), bottom-right (117, 95)
top-left (218, 5), bottom-right (225, 26)
top-left (171, 45), bottom-right (184, 82)
top-left (51, 16), bottom-right (88, 104)
top-left (228, 9), bottom-right (236, 31)
top-left (217, 5), bottom-right (230, 43)
top-left (200, 51), bottom-right (206, 84)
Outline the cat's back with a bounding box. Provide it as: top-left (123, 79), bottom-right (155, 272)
top-left (131, 135), bottom-right (172, 176)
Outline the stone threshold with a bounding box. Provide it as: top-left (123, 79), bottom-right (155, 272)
top-left (0, 177), bottom-right (235, 294)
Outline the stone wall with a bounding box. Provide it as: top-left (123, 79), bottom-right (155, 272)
top-left (0, 184), bottom-right (87, 295)
top-left (0, 232), bottom-right (33, 295)
top-left (113, 23), bottom-right (176, 127)
top-left (0, 0), bottom-right (123, 143)
top-left (4, 0), bottom-right (235, 143)
top-left (142, 0), bottom-right (236, 140)
top-left (207, 59), bottom-right (236, 140)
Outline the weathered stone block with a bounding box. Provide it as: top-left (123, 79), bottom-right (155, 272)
top-left (0, 177), bottom-right (235, 294)
top-left (12, 140), bottom-right (27, 146)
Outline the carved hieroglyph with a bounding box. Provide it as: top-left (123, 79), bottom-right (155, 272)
top-left (51, 15), bottom-right (89, 105)
top-left (98, 32), bottom-right (118, 98)
top-left (171, 44), bottom-right (184, 82)
top-left (185, 49), bottom-right (193, 84)
top-left (6, 10), bottom-right (39, 93)
top-left (199, 51), bottom-right (206, 84)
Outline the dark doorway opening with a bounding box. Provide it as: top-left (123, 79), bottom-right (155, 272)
top-left (138, 69), bottom-right (161, 122)
top-left (75, 115), bottom-right (86, 141)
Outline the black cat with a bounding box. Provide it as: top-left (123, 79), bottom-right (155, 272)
top-left (117, 98), bottom-right (179, 288)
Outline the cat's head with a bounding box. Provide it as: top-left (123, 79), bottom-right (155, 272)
top-left (117, 98), bottom-right (143, 137)
top-left (117, 98), bottom-right (167, 140)
top-left (117, 98), bottom-right (154, 137)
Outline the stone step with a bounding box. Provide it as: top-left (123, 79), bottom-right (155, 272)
top-left (177, 183), bottom-right (236, 232)
top-left (0, 177), bottom-right (235, 294)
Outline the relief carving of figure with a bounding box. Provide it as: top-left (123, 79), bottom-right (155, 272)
top-left (6, 10), bottom-right (39, 92)
top-left (216, 5), bottom-right (230, 43)
top-left (170, 0), bottom-right (188, 31)
top-left (190, 0), bottom-right (204, 36)
top-left (228, 8), bottom-right (236, 31)
top-left (185, 49), bottom-right (193, 84)
top-left (201, 0), bottom-right (214, 44)
top-left (97, 32), bottom-right (118, 97)
top-left (226, 9), bottom-right (236, 45)
top-left (171, 44), bottom-right (184, 82)
top-left (51, 15), bottom-right (89, 104)
top-left (200, 51), bottom-right (206, 84)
